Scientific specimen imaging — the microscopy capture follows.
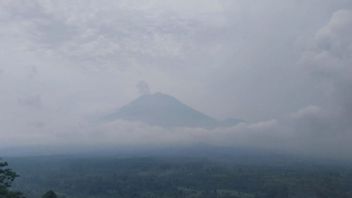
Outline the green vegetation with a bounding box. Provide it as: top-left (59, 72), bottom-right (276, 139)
top-left (7, 156), bottom-right (352, 198)
top-left (41, 191), bottom-right (57, 198)
top-left (0, 160), bottom-right (24, 198)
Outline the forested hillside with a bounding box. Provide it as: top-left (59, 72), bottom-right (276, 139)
top-left (7, 157), bottom-right (352, 198)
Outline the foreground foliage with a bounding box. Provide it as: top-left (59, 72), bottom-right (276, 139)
top-left (0, 160), bottom-right (24, 198)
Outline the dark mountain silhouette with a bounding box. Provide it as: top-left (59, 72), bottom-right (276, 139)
top-left (104, 92), bottom-right (242, 128)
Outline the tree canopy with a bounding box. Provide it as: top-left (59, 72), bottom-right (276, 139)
top-left (41, 191), bottom-right (57, 198)
top-left (0, 160), bottom-right (24, 198)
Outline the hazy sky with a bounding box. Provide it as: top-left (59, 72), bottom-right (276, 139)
top-left (1, 0), bottom-right (352, 159)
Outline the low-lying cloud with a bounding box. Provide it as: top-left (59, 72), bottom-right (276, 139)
top-left (1, 1), bottom-right (352, 160)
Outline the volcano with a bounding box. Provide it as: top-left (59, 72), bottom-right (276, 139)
top-left (104, 92), bottom-right (242, 128)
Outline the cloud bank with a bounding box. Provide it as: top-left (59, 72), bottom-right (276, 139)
top-left (0, 1), bottom-right (352, 160)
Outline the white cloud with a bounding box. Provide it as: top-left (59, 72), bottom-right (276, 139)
top-left (1, 1), bottom-right (352, 160)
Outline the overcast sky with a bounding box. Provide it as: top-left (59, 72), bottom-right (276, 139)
top-left (1, 0), bottom-right (352, 159)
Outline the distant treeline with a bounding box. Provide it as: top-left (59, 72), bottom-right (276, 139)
top-left (5, 157), bottom-right (352, 198)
